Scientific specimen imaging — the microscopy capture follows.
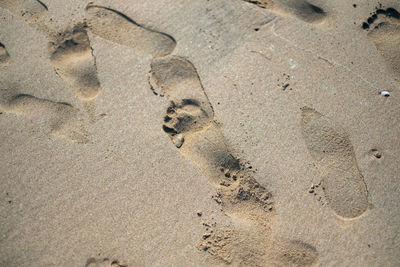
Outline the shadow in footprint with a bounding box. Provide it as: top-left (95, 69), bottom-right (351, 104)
top-left (85, 258), bottom-right (126, 267)
top-left (50, 26), bottom-right (101, 101)
top-left (243, 0), bottom-right (327, 24)
top-left (362, 7), bottom-right (400, 83)
top-left (149, 55), bottom-right (319, 266)
top-left (0, 42), bottom-right (10, 67)
top-left (301, 107), bottom-right (369, 219)
top-left (84, 3), bottom-right (176, 57)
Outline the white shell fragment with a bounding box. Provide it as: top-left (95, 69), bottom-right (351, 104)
top-left (380, 91), bottom-right (390, 97)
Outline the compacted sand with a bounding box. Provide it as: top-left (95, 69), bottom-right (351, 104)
top-left (0, 0), bottom-right (399, 266)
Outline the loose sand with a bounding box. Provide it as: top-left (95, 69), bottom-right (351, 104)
top-left (0, 0), bottom-right (399, 266)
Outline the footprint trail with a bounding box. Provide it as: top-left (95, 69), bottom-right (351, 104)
top-left (243, 0), bottom-right (327, 24)
top-left (301, 107), bottom-right (369, 219)
top-left (150, 55), bottom-right (319, 266)
top-left (50, 26), bottom-right (101, 101)
top-left (363, 7), bottom-right (400, 84)
top-left (85, 4), bottom-right (176, 57)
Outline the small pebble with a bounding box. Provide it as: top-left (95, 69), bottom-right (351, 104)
top-left (380, 91), bottom-right (390, 97)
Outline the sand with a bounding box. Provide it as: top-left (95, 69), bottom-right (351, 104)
top-left (0, 0), bottom-right (399, 266)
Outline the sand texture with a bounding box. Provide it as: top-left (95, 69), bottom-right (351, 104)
top-left (0, 0), bottom-right (399, 266)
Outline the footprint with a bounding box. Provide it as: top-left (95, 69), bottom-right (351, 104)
top-left (150, 55), bottom-right (319, 266)
top-left (85, 258), bottom-right (126, 267)
top-left (300, 107), bottom-right (369, 219)
top-left (0, 42), bottom-right (10, 67)
top-left (0, 93), bottom-right (89, 143)
top-left (84, 4), bottom-right (176, 57)
top-left (243, 0), bottom-right (327, 24)
top-left (149, 56), bottom-right (239, 185)
top-left (0, 0), bottom-right (47, 25)
top-left (50, 26), bottom-right (101, 101)
top-left (362, 8), bottom-right (400, 83)
top-left (150, 57), bottom-right (270, 216)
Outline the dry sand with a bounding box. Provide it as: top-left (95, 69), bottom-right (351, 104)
top-left (0, 0), bottom-right (399, 266)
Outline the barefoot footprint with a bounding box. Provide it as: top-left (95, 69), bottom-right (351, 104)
top-left (149, 56), bottom-right (239, 185)
top-left (150, 55), bottom-right (319, 266)
top-left (0, 93), bottom-right (89, 143)
top-left (50, 26), bottom-right (101, 101)
top-left (362, 7), bottom-right (400, 83)
top-left (84, 4), bottom-right (176, 57)
top-left (301, 107), bottom-right (369, 219)
top-left (0, 42), bottom-right (10, 67)
top-left (243, 0), bottom-right (327, 24)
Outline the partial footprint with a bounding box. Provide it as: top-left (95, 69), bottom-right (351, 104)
top-left (271, 239), bottom-right (320, 267)
top-left (0, 0), bottom-right (47, 25)
top-left (199, 227), bottom-right (271, 266)
top-left (363, 8), bottom-right (400, 83)
top-left (84, 4), bottom-right (176, 57)
top-left (150, 56), bottom-right (319, 266)
top-left (0, 42), bottom-right (10, 67)
top-left (206, 171), bottom-right (318, 266)
top-left (85, 258), bottom-right (126, 267)
top-left (199, 221), bottom-right (319, 266)
top-left (50, 26), bottom-right (101, 101)
top-left (243, 0), bottom-right (327, 24)
top-left (301, 107), bottom-right (369, 219)
top-left (0, 93), bottom-right (88, 143)
top-left (213, 169), bottom-right (274, 227)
